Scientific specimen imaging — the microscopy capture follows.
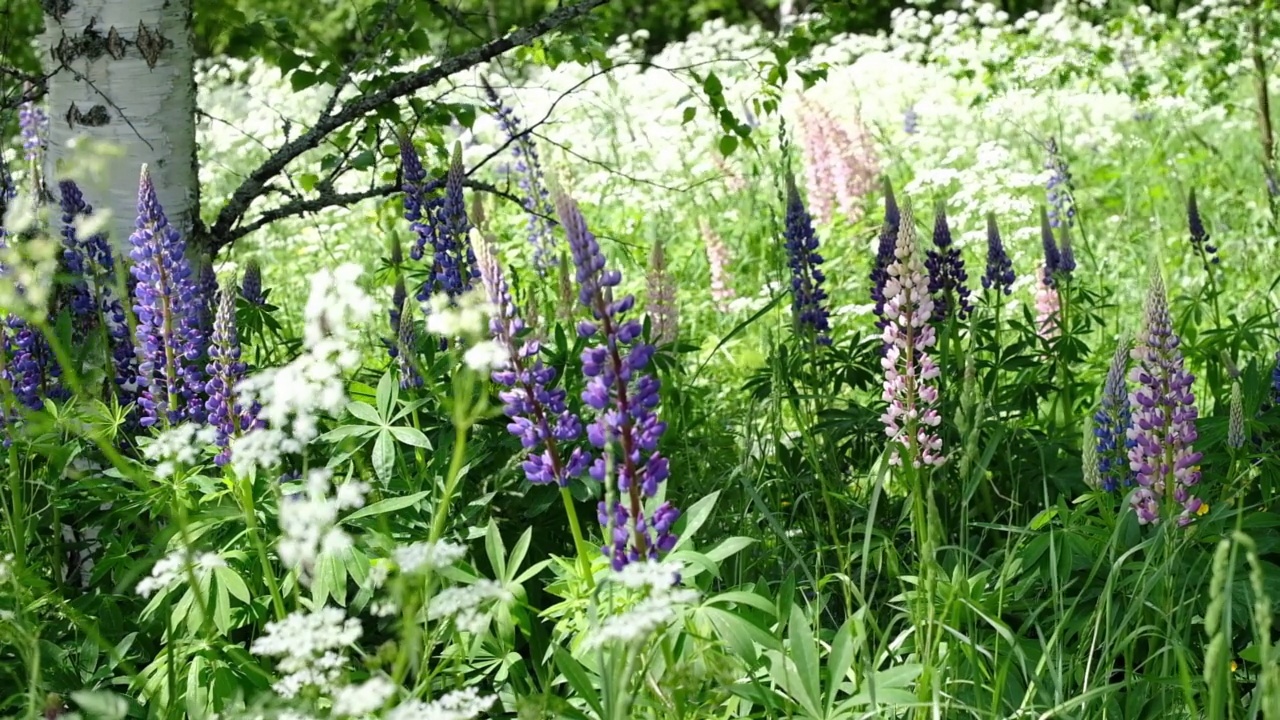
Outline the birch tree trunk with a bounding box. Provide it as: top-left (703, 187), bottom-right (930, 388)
top-left (39, 0), bottom-right (198, 253)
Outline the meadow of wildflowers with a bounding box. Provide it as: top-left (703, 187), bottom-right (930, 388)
top-left (3, 1), bottom-right (1280, 718)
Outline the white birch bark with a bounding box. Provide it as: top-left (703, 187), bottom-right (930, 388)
top-left (39, 0), bottom-right (198, 252)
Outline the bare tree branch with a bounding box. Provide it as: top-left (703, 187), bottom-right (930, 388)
top-left (209, 0), bottom-right (612, 244)
top-left (221, 177), bottom-right (526, 247)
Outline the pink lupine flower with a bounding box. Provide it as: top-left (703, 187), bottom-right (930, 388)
top-left (880, 200), bottom-right (945, 469)
top-left (713, 153), bottom-right (748, 193)
top-left (798, 97), bottom-right (879, 225)
top-left (646, 239), bottom-right (678, 344)
top-left (1034, 265), bottom-right (1060, 340)
top-left (699, 219), bottom-right (736, 311)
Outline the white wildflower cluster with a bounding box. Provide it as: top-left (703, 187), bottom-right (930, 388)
top-left (135, 549), bottom-right (225, 598)
top-left (422, 288), bottom-right (507, 373)
top-left (393, 540), bottom-right (467, 575)
top-left (582, 560), bottom-right (699, 650)
top-left (428, 580), bottom-right (513, 634)
top-left (142, 423), bottom-right (219, 478)
top-left (331, 676), bottom-right (397, 717)
top-left (249, 606), bottom-right (362, 698)
top-left (277, 469), bottom-right (367, 584)
top-left (383, 687), bottom-right (496, 720)
top-left (0, 553), bottom-right (14, 583)
top-left (231, 264), bottom-right (376, 474)
top-left (0, 221), bottom-right (59, 320)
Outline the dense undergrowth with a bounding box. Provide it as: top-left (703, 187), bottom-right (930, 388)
top-left (3, 1), bottom-right (1280, 719)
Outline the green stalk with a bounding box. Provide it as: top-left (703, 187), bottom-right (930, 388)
top-left (559, 486), bottom-right (595, 589)
top-left (238, 473), bottom-right (287, 620)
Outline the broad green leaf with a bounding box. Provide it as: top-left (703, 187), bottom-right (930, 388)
top-left (346, 401), bottom-right (381, 424)
top-left (553, 645), bottom-right (603, 719)
top-left (372, 430), bottom-right (395, 484)
top-left (214, 565), bottom-right (251, 604)
top-left (705, 590), bottom-right (776, 615)
top-left (389, 425), bottom-right (432, 448)
top-left (673, 491), bottom-right (719, 549)
top-left (376, 371), bottom-right (397, 418)
top-left (486, 520), bottom-right (507, 580)
top-left (342, 490), bottom-right (431, 523)
top-left (705, 536), bottom-right (755, 563)
top-left (507, 528), bottom-right (533, 581)
top-left (718, 134), bottom-right (739, 157)
top-left (70, 691), bottom-right (129, 720)
top-left (827, 618), bottom-right (856, 714)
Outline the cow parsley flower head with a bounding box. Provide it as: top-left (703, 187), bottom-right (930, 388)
top-left (135, 549), bottom-right (224, 598)
top-left (384, 687), bottom-right (496, 720)
top-left (393, 540), bottom-right (467, 575)
top-left (250, 606), bottom-right (362, 698)
top-left (275, 469), bottom-right (363, 584)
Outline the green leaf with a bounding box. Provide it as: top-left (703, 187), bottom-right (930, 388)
top-left (389, 426), bottom-right (431, 449)
top-left (298, 173), bottom-right (319, 192)
top-left (342, 490), bottom-right (431, 523)
top-left (346, 401), bottom-right (381, 424)
top-left (718, 134), bottom-right (739, 157)
top-left (214, 565), bottom-right (251, 604)
top-left (682, 106), bottom-right (697, 124)
top-left (553, 646), bottom-right (603, 719)
top-left (376, 371), bottom-right (397, 419)
top-left (827, 618), bottom-right (856, 714)
top-left (71, 691), bottom-right (129, 720)
top-left (372, 430), bottom-right (395, 484)
top-left (788, 604), bottom-right (820, 715)
top-left (290, 70), bottom-right (319, 92)
top-left (486, 520), bottom-right (507, 580)
top-left (703, 71), bottom-right (723, 97)
top-left (674, 491), bottom-right (719, 549)
top-left (705, 536), bottom-right (755, 564)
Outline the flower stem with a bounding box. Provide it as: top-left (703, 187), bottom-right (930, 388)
top-left (238, 473), bottom-right (287, 621)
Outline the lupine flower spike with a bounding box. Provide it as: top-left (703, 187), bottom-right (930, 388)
top-left (1057, 222), bottom-right (1076, 275)
top-left (474, 228), bottom-right (587, 488)
top-left (442, 141), bottom-right (479, 291)
top-left (205, 281), bottom-right (261, 465)
top-left (1044, 136), bottom-right (1076, 229)
top-left (924, 202), bottom-right (971, 322)
top-left (241, 259), bottom-right (265, 305)
top-left (880, 199), bottom-right (945, 469)
top-left (1127, 271), bottom-right (1203, 525)
top-left (981, 213), bottom-right (1015, 295)
top-left (698, 219), bottom-right (735, 312)
top-left (1033, 266), bottom-right (1060, 341)
top-left (396, 298), bottom-right (424, 389)
top-left (1228, 380), bottom-right (1245, 450)
top-left (1039, 206), bottom-right (1062, 285)
top-left (129, 165), bottom-right (205, 427)
top-left (1188, 189), bottom-right (1219, 270)
top-left (783, 174), bottom-right (832, 346)
top-left (398, 135), bottom-right (447, 299)
top-left (870, 179), bottom-right (900, 327)
top-left (646, 239), bottom-right (677, 345)
top-left (483, 80), bottom-right (557, 270)
top-left (386, 276), bottom-right (407, 359)
top-left (555, 190), bottom-right (678, 570)
top-left (798, 98), bottom-right (879, 224)
top-left (1094, 337), bottom-right (1134, 491)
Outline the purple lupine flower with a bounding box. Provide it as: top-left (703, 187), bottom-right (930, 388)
top-left (981, 213), bottom-right (1015, 295)
top-left (870, 180), bottom-right (900, 327)
top-left (783, 175), bottom-right (831, 346)
top-left (1094, 338), bottom-right (1134, 492)
top-left (482, 80), bottom-right (557, 270)
top-left (1045, 136), bottom-right (1076, 229)
top-left (1187, 189), bottom-right (1219, 268)
top-left (1273, 351), bottom-right (1280, 404)
top-left (1039, 206), bottom-right (1062, 285)
top-left (555, 190), bottom-right (678, 571)
top-left (476, 229), bottom-right (587, 487)
top-left (241, 259), bottom-right (265, 305)
top-left (1127, 272), bottom-right (1203, 525)
top-left (1057, 223), bottom-right (1077, 275)
top-left (923, 203), bottom-right (971, 321)
top-left (441, 141), bottom-right (479, 291)
top-left (880, 199), bottom-right (944, 469)
top-left (398, 135), bottom-right (447, 295)
top-left (57, 180), bottom-right (105, 331)
top-left (205, 282), bottom-right (259, 465)
top-left (395, 297), bottom-right (423, 389)
top-left (19, 100), bottom-right (48, 164)
top-left (128, 165), bottom-right (205, 427)
top-left (646, 239), bottom-right (677, 345)
top-left (5, 318), bottom-right (62, 410)
top-left (386, 275), bottom-right (407, 360)
top-left (903, 105), bottom-right (918, 135)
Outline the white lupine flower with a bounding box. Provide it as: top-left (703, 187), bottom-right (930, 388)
top-left (384, 687), bottom-right (496, 720)
top-left (136, 550), bottom-right (224, 598)
top-left (393, 540), bottom-right (467, 575)
top-left (332, 677), bottom-right (397, 716)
